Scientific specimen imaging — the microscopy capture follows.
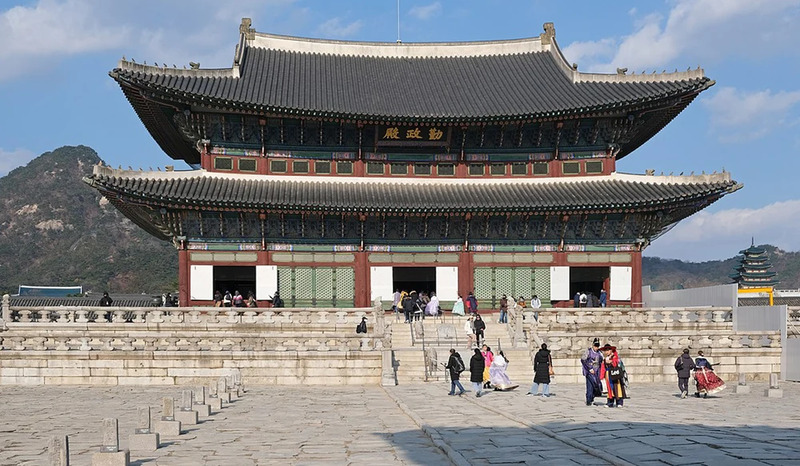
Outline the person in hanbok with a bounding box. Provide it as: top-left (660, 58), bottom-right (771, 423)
top-left (481, 345), bottom-right (494, 389)
top-left (599, 344), bottom-right (626, 407)
top-left (452, 296), bottom-right (465, 317)
top-left (580, 338), bottom-right (603, 406)
top-left (425, 292), bottom-right (440, 316)
top-left (489, 350), bottom-right (517, 390)
top-left (694, 350), bottom-right (725, 398)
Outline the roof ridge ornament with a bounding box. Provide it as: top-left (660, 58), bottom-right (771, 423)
top-left (240, 18), bottom-right (255, 40)
top-left (540, 22), bottom-right (555, 45)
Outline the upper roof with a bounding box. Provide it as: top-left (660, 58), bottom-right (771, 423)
top-left (111, 20), bottom-right (712, 125)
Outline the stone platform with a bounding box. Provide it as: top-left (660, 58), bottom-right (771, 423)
top-left (0, 382), bottom-right (798, 465)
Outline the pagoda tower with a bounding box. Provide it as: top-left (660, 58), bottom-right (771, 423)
top-left (730, 240), bottom-right (779, 289)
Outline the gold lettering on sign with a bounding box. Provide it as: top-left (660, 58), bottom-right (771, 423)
top-left (406, 128), bottom-right (422, 139)
top-left (383, 127), bottom-right (400, 139)
top-left (429, 128), bottom-right (444, 141)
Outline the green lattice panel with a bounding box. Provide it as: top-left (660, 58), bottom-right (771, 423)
top-left (315, 268), bottom-right (334, 307)
top-left (474, 268), bottom-right (493, 301)
top-left (294, 267), bottom-right (314, 306)
top-left (335, 267), bottom-right (355, 306)
top-left (495, 268), bottom-right (515, 301)
top-left (534, 267), bottom-right (551, 304)
top-left (514, 268), bottom-right (534, 300)
top-left (277, 267), bottom-right (293, 305)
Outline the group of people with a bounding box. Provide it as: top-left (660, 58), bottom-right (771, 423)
top-left (445, 344), bottom-right (517, 397)
top-left (498, 294), bottom-right (542, 324)
top-left (211, 290), bottom-right (285, 308)
top-left (463, 314), bottom-right (486, 348)
top-left (573, 290), bottom-right (607, 308)
top-left (674, 349), bottom-right (726, 398)
top-left (581, 339), bottom-right (627, 407)
top-left (393, 290), bottom-right (441, 322)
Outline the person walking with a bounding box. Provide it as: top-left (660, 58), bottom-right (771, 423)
top-left (452, 295), bottom-right (465, 317)
top-left (445, 349), bottom-right (466, 396)
top-left (599, 344), bottom-right (626, 408)
top-left (573, 292), bottom-right (581, 308)
top-left (466, 291), bottom-right (478, 314)
top-left (581, 338), bottom-right (603, 406)
top-left (498, 294), bottom-right (508, 324)
top-left (469, 348), bottom-right (485, 397)
top-left (599, 289), bottom-right (607, 307)
top-left (694, 350), bottom-right (725, 398)
top-left (481, 345), bottom-right (494, 389)
top-left (675, 348), bottom-right (696, 398)
top-left (528, 343), bottom-right (552, 397)
top-left (464, 316), bottom-right (476, 348)
top-left (473, 314), bottom-right (486, 345)
top-left (530, 294), bottom-right (541, 321)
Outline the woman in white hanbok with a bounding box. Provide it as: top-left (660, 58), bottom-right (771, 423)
top-left (425, 293), bottom-right (440, 316)
top-left (489, 351), bottom-right (518, 390)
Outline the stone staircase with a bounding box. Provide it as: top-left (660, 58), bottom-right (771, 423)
top-left (388, 313), bottom-right (534, 386)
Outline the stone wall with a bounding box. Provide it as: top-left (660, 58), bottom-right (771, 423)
top-left (522, 308), bottom-right (782, 384)
top-left (0, 299), bottom-right (389, 385)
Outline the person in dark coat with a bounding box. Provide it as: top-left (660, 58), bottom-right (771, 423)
top-left (469, 348), bottom-right (486, 397)
top-left (528, 343), bottom-right (552, 397)
top-left (675, 348), bottom-right (696, 398)
top-left (445, 349), bottom-right (466, 396)
top-left (473, 314), bottom-right (486, 345)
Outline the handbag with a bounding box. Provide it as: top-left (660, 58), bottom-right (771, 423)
top-left (608, 365), bottom-right (623, 381)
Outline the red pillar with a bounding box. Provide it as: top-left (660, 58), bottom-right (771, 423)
top-left (631, 251), bottom-right (643, 307)
top-left (178, 249), bottom-right (189, 306)
top-left (458, 250), bottom-right (474, 297)
top-left (355, 251), bottom-right (369, 306)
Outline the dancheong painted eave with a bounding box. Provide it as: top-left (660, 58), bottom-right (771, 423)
top-left (109, 20), bottom-right (713, 126)
top-left (83, 164), bottom-right (741, 215)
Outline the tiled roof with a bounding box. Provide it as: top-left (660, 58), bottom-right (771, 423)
top-left (84, 166), bottom-right (741, 215)
top-left (9, 295), bottom-right (159, 308)
top-left (111, 36), bottom-right (711, 124)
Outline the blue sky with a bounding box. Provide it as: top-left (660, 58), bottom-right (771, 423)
top-left (1, 0), bottom-right (799, 262)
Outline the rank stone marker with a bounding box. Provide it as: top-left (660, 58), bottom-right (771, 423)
top-left (734, 372), bottom-right (750, 394)
top-left (208, 382), bottom-right (222, 411)
top-left (193, 385), bottom-right (212, 416)
top-left (765, 373), bottom-right (783, 398)
top-left (217, 377), bottom-right (231, 403)
top-left (154, 397), bottom-right (181, 437)
top-left (91, 418), bottom-right (130, 466)
top-left (128, 407), bottom-right (159, 452)
top-left (175, 390), bottom-right (199, 424)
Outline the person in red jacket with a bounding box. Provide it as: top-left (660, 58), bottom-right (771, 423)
top-left (599, 344), bottom-right (626, 408)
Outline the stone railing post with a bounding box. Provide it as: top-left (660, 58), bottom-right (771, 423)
top-left (1, 293), bottom-right (9, 330)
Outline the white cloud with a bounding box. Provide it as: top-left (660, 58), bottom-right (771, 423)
top-left (409, 2), bottom-right (442, 21)
top-left (0, 148), bottom-right (37, 177)
top-left (562, 0), bottom-right (800, 73)
top-left (316, 17), bottom-right (363, 38)
top-left (645, 200), bottom-right (800, 261)
top-left (702, 87), bottom-right (800, 142)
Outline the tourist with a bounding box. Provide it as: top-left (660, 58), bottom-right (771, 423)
top-left (445, 348), bottom-right (466, 396)
top-left (223, 291), bottom-right (232, 307)
top-left (675, 348), bottom-right (696, 398)
top-left (586, 292), bottom-right (594, 308)
top-left (272, 291), bottom-right (284, 308)
top-left (599, 289), bottom-right (607, 307)
top-left (528, 343), bottom-right (552, 397)
top-left (579, 292), bottom-right (587, 308)
top-left (402, 293), bottom-right (414, 323)
top-left (581, 338), bottom-right (603, 406)
top-left (425, 292), bottom-right (439, 317)
top-left (356, 317), bottom-right (367, 334)
top-left (466, 291), bottom-right (478, 314)
top-left (464, 316), bottom-right (476, 348)
top-left (599, 344), bottom-right (626, 407)
top-left (473, 314), bottom-right (486, 345)
top-left (452, 295), bottom-right (465, 317)
top-left (99, 292), bottom-right (113, 307)
top-left (530, 294), bottom-right (541, 321)
top-left (498, 294), bottom-right (508, 324)
top-left (469, 348), bottom-right (485, 397)
top-left (233, 290), bottom-right (244, 307)
top-left (164, 292), bottom-right (174, 307)
top-left (694, 350), bottom-right (725, 398)
top-left (481, 345), bottom-right (494, 389)
top-left (392, 289), bottom-right (401, 317)
top-left (573, 292), bottom-right (581, 308)
top-left (246, 291), bottom-right (257, 308)
top-left (213, 290), bottom-right (222, 307)
top-left (489, 350), bottom-right (516, 390)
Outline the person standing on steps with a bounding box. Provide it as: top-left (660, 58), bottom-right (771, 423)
top-left (473, 314), bottom-right (486, 345)
top-left (445, 348), bottom-right (466, 396)
top-left (469, 348), bottom-right (485, 397)
top-left (498, 294), bottom-right (508, 324)
top-left (675, 348), bottom-right (696, 399)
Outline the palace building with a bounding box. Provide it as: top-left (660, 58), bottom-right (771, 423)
top-left (85, 19), bottom-right (740, 308)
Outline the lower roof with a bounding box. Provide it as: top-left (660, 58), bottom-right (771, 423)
top-left (84, 165), bottom-right (740, 215)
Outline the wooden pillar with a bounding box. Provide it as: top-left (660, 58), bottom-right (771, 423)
top-left (631, 250), bottom-right (643, 308)
top-left (458, 250), bottom-right (474, 297)
top-left (178, 249), bottom-right (190, 306)
top-left (355, 251), bottom-right (369, 306)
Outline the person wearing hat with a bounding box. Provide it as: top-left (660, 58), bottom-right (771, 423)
top-left (580, 338), bottom-right (603, 406)
top-left (599, 343), bottom-right (626, 407)
top-left (675, 348), bottom-right (696, 399)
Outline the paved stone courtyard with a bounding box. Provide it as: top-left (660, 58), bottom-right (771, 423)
top-left (1, 381), bottom-right (798, 465)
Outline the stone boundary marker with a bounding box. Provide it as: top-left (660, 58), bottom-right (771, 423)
top-left (91, 418), bottom-right (130, 466)
top-left (129, 407), bottom-right (159, 452)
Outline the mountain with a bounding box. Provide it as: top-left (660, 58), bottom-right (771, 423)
top-left (0, 145), bottom-right (177, 295)
top-left (643, 245), bottom-right (800, 291)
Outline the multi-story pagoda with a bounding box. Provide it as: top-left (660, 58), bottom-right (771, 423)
top-left (85, 19), bottom-right (740, 308)
top-left (730, 241), bottom-right (778, 289)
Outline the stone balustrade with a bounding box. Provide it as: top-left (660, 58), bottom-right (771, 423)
top-left (526, 307), bottom-right (732, 330)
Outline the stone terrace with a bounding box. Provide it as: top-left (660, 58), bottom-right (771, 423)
top-left (1, 382), bottom-right (798, 465)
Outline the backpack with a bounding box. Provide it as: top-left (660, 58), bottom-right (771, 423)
top-left (453, 355), bottom-right (465, 373)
